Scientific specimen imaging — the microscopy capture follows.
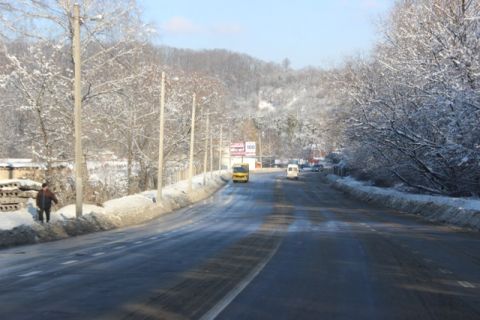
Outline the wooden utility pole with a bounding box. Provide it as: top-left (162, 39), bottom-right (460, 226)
top-left (259, 131), bottom-right (263, 168)
top-left (73, 4), bottom-right (83, 218)
top-left (203, 112), bottom-right (209, 186)
top-left (209, 130), bottom-right (213, 179)
top-left (218, 125), bottom-right (223, 171)
top-left (188, 94), bottom-right (196, 192)
top-left (156, 72), bottom-right (165, 201)
top-left (228, 125), bottom-right (232, 169)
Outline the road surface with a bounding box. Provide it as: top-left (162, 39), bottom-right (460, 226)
top-left (1, 172), bottom-right (479, 319)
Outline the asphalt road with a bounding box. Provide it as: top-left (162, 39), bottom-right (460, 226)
top-left (0, 172), bottom-right (479, 319)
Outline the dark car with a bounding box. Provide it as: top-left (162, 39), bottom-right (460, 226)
top-left (312, 164), bottom-right (323, 172)
top-left (300, 164), bottom-right (311, 172)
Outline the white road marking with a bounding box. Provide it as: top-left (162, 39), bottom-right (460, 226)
top-left (93, 252), bottom-right (105, 256)
top-left (61, 260), bottom-right (78, 265)
top-left (458, 281), bottom-right (475, 288)
top-left (114, 246), bottom-right (125, 250)
top-left (19, 271), bottom-right (42, 277)
top-left (134, 241), bottom-right (143, 244)
top-left (222, 196), bottom-right (233, 206)
top-left (199, 241), bottom-right (282, 320)
top-left (439, 269), bottom-right (453, 274)
top-left (149, 237), bottom-right (158, 240)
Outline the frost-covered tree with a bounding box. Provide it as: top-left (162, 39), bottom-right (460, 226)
top-left (0, 2), bottom-right (145, 163)
top-left (330, 0), bottom-right (480, 196)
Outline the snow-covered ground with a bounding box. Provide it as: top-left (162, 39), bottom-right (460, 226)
top-left (0, 199), bottom-right (39, 230)
top-left (0, 171), bottom-right (229, 247)
top-left (0, 179), bottom-right (42, 230)
top-left (328, 175), bottom-right (480, 230)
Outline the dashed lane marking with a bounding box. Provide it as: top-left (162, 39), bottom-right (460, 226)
top-left (19, 271), bottom-right (42, 277)
top-left (61, 260), bottom-right (78, 265)
top-left (149, 237), bottom-right (158, 240)
top-left (93, 252), bottom-right (105, 257)
top-left (458, 281), bottom-right (475, 288)
top-left (439, 269), bottom-right (453, 274)
top-left (134, 241), bottom-right (144, 244)
top-left (114, 246), bottom-right (126, 250)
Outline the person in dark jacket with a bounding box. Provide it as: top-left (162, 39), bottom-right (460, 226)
top-left (36, 183), bottom-right (58, 223)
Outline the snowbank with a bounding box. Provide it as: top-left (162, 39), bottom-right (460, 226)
top-left (327, 175), bottom-right (480, 231)
top-left (0, 199), bottom-right (38, 230)
top-left (0, 172), bottom-right (229, 248)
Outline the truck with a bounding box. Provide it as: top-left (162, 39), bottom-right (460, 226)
top-left (232, 163), bottom-right (249, 183)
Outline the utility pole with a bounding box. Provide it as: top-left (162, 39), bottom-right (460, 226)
top-left (73, 4), bottom-right (83, 218)
top-left (228, 125), bottom-right (232, 169)
top-left (209, 130), bottom-right (213, 179)
top-left (188, 93), bottom-right (196, 192)
top-left (218, 125), bottom-right (223, 171)
top-left (203, 111), bottom-right (209, 186)
top-left (259, 131), bottom-right (263, 168)
top-left (156, 72), bottom-right (165, 201)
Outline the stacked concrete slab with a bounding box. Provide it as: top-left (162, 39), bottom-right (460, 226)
top-left (0, 181), bottom-right (40, 212)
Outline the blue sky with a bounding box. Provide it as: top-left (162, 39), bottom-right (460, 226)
top-left (140, 0), bottom-right (395, 69)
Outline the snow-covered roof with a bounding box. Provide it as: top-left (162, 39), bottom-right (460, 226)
top-left (0, 159), bottom-right (70, 169)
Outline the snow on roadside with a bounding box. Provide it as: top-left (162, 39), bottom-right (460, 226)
top-left (0, 199), bottom-right (38, 230)
top-left (0, 202), bottom-right (106, 230)
top-left (327, 175), bottom-right (480, 230)
top-left (55, 204), bottom-right (106, 219)
top-left (0, 171), bottom-right (229, 247)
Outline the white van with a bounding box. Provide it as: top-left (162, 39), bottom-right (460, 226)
top-left (286, 164), bottom-right (299, 179)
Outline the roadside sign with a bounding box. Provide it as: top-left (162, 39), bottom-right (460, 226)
top-left (245, 141), bottom-right (256, 156)
top-left (230, 142), bottom-right (245, 156)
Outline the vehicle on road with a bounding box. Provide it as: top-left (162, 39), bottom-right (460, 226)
top-left (286, 164), bottom-right (299, 179)
top-left (232, 163), bottom-right (249, 183)
top-left (300, 164), bottom-right (311, 172)
top-left (312, 164), bottom-right (323, 172)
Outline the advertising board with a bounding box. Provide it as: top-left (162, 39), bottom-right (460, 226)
top-left (245, 141), bottom-right (256, 156)
top-left (230, 142), bottom-right (245, 156)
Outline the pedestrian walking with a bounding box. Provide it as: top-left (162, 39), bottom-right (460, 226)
top-left (36, 182), bottom-right (58, 223)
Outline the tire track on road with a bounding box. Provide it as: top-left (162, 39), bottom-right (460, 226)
top-left (121, 178), bottom-right (294, 320)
